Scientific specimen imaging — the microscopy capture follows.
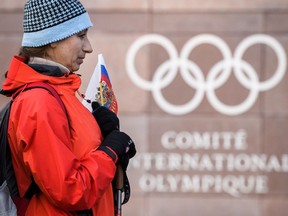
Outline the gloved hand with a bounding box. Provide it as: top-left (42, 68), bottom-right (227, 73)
top-left (92, 101), bottom-right (119, 137)
top-left (97, 130), bottom-right (136, 167)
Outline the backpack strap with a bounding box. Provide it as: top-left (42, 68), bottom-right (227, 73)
top-left (13, 82), bottom-right (67, 115)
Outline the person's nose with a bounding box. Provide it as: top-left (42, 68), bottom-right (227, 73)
top-left (83, 37), bottom-right (93, 54)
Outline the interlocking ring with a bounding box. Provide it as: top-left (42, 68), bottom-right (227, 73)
top-left (126, 34), bottom-right (287, 115)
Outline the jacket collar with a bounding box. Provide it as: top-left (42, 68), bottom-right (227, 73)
top-left (28, 57), bottom-right (70, 77)
top-left (1, 56), bottom-right (81, 95)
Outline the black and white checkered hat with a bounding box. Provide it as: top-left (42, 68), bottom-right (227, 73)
top-left (22, 0), bottom-right (93, 47)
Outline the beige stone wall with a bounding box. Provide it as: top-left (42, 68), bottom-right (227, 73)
top-left (1, 1), bottom-right (288, 216)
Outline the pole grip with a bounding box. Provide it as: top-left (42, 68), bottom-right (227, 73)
top-left (115, 165), bottom-right (124, 216)
top-left (115, 164), bottom-right (124, 190)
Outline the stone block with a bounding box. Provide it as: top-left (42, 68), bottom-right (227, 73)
top-left (262, 198), bottom-right (288, 216)
top-left (152, 0), bottom-right (288, 11)
top-left (89, 13), bottom-right (149, 33)
top-left (0, 12), bottom-right (23, 33)
top-left (153, 13), bottom-right (262, 33)
top-left (266, 13), bottom-right (288, 32)
top-left (147, 197), bottom-right (260, 216)
top-left (81, 0), bottom-right (149, 10)
top-left (263, 36), bottom-right (288, 115)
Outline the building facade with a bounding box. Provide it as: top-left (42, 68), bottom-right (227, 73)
top-left (1, 0), bottom-right (288, 215)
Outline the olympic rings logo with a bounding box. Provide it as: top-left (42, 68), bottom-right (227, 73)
top-left (126, 34), bottom-right (287, 116)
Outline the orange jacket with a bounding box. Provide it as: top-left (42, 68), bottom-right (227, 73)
top-left (2, 56), bottom-right (116, 216)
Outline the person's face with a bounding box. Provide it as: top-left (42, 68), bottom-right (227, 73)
top-left (47, 29), bottom-right (93, 72)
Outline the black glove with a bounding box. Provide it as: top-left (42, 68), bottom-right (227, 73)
top-left (92, 101), bottom-right (119, 137)
top-left (98, 130), bottom-right (136, 164)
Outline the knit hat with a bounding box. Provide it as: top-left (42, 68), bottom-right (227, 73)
top-left (22, 0), bottom-right (93, 47)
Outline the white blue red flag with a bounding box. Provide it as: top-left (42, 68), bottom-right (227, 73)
top-left (82, 54), bottom-right (118, 114)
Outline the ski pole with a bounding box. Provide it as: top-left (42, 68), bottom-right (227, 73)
top-left (115, 165), bottom-right (124, 216)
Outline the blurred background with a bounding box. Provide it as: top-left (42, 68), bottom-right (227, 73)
top-left (1, 0), bottom-right (288, 215)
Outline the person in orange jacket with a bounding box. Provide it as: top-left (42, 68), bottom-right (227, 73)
top-left (1, 0), bottom-right (136, 215)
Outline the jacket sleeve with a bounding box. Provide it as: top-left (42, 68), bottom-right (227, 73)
top-left (9, 88), bottom-right (116, 211)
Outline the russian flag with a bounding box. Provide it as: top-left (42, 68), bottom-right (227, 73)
top-left (82, 54), bottom-right (118, 114)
